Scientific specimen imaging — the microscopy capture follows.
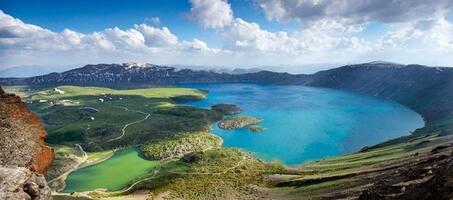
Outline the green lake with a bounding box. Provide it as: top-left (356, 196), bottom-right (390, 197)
top-left (64, 148), bottom-right (159, 192)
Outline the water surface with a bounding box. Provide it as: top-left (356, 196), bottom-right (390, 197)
top-left (182, 83), bottom-right (424, 165)
top-left (64, 148), bottom-right (158, 192)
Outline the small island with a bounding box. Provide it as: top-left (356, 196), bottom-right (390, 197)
top-left (140, 133), bottom-right (222, 160)
top-left (211, 103), bottom-right (241, 115)
top-left (218, 115), bottom-right (263, 130)
top-left (246, 125), bottom-right (265, 132)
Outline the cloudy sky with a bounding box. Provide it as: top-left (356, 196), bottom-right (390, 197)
top-left (1, 0), bottom-right (453, 72)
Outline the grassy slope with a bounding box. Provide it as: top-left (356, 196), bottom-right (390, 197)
top-left (27, 85), bottom-right (205, 100)
top-left (264, 123), bottom-right (453, 199)
top-left (4, 85), bottom-right (213, 151)
top-left (107, 148), bottom-right (286, 200)
top-left (3, 85), bottom-right (239, 195)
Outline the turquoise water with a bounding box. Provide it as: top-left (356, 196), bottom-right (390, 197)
top-left (182, 83), bottom-right (424, 165)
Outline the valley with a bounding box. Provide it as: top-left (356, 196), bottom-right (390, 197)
top-left (2, 62), bottom-right (453, 199)
top-left (2, 2), bottom-right (453, 199)
top-left (4, 84), bottom-right (283, 199)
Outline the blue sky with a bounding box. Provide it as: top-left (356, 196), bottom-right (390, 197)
top-left (0, 0), bottom-right (290, 48)
top-left (1, 1), bottom-right (201, 38)
top-left (1, 0), bottom-right (453, 71)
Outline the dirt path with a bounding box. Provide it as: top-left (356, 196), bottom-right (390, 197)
top-left (171, 156), bottom-right (247, 176)
top-left (107, 106), bottom-right (150, 142)
top-left (116, 155), bottom-right (247, 194)
top-left (48, 144), bottom-right (88, 185)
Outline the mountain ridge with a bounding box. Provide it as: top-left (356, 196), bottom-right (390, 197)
top-left (1, 62), bottom-right (453, 123)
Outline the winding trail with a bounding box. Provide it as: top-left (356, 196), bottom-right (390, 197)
top-left (50, 105), bottom-right (149, 192)
top-left (107, 106), bottom-right (150, 142)
top-left (54, 104), bottom-right (246, 195)
top-left (48, 144), bottom-right (88, 185)
top-left (118, 168), bottom-right (161, 194)
top-left (116, 155), bottom-right (247, 194)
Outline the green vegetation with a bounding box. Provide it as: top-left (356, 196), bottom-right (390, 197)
top-left (211, 104), bottom-right (241, 115)
top-left (4, 85), bottom-right (219, 152)
top-left (5, 85), bottom-right (256, 196)
top-left (136, 148), bottom-right (286, 199)
top-left (41, 107), bottom-right (97, 126)
top-left (218, 115), bottom-right (263, 130)
top-left (140, 132), bottom-right (223, 160)
top-left (27, 85), bottom-right (205, 100)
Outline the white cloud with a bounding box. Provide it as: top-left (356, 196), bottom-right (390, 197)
top-left (145, 17), bottom-right (160, 25)
top-left (184, 0), bottom-right (368, 55)
top-left (0, 10), bottom-right (223, 68)
top-left (182, 39), bottom-right (208, 50)
top-left (0, 10), bottom-right (53, 39)
top-left (255, 0), bottom-right (453, 25)
top-left (220, 18), bottom-right (368, 54)
top-left (134, 24), bottom-right (178, 47)
top-left (188, 0), bottom-right (233, 28)
top-left (377, 17), bottom-right (453, 50)
top-left (251, 0), bottom-right (453, 57)
top-left (221, 18), bottom-right (298, 53)
top-left (2, 4), bottom-right (453, 72)
top-left (102, 27), bottom-right (146, 51)
top-left (0, 10), bottom-right (217, 53)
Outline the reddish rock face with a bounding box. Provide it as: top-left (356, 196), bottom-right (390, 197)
top-left (0, 86), bottom-right (54, 174)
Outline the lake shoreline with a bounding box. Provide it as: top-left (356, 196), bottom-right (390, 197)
top-left (59, 83), bottom-right (425, 193)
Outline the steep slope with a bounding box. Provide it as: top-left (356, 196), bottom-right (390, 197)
top-left (0, 87), bottom-right (54, 173)
top-left (301, 62), bottom-right (453, 123)
top-left (0, 86), bottom-right (54, 199)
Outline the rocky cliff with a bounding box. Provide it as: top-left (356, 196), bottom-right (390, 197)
top-left (0, 86), bottom-right (54, 199)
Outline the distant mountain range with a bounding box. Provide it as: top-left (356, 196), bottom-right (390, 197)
top-left (1, 61), bottom-right (453, 123)
top-left (0, 62), bottom-right (296, 85)
top-left (0, 65), bottom-right (76, 78)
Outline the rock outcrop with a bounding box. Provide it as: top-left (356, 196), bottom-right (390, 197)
top-left (0, 86), bottom-right (54, 199)
top-left (0, 167), bottom-right (52, 200)
top-left (218, 115), bottom-right (262, 130)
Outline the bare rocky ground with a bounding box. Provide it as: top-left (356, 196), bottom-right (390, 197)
top-left (0, 86), bottom-right (54, 200)
top-left (358, 144), bottom-right (453, 200)
top-left (0, 167), bottom-right (52, 200)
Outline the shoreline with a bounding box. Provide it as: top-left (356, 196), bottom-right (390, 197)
top-left (46, 84), bottom-right (431, 197)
